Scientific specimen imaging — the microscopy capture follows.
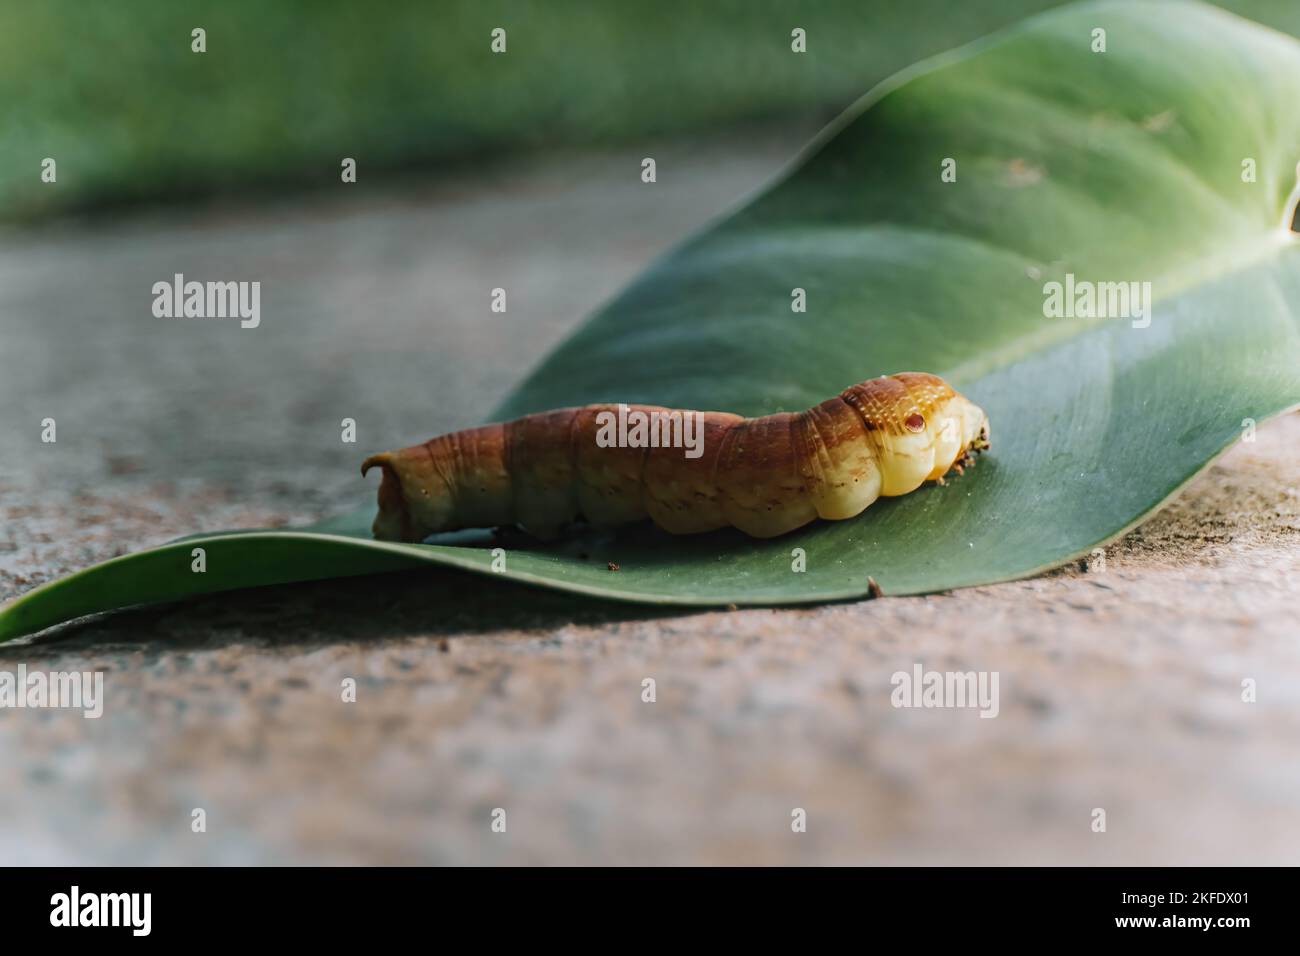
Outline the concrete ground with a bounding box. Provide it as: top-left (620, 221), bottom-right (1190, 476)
top-left (1, 126), bottom-right (1297, 865)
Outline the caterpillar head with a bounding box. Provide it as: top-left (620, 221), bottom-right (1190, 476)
top-left (952, 393), bottom-right (990, 454)
top-left (901, 391), bottom-right (988, 488)
top-left (893, 374), bottom-right (987, 444)
top-left (851, 373), bottom-right (988, 492)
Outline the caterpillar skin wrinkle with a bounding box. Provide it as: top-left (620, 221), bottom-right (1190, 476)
top-left (362, 372), bottom-right (990, 542)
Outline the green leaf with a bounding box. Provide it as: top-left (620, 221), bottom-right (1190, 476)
top-left (4, 0), bottom-right (1299, 643)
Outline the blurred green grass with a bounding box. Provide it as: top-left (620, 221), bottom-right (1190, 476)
top-left (1, 0), bottom-right (1296, 221)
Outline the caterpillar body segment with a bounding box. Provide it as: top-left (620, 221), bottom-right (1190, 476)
top-left (362, 372), bottom-right (990, 542)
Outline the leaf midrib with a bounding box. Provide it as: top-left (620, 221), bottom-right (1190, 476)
top-left (944, 229), bottom-right (1299, 387)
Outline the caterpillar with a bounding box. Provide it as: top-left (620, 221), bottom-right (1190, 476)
top-left (362, 372), bottom-right (990, 542)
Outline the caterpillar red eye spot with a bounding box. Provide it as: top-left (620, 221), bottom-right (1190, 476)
top-left (905, 413), bottom-right (926, 432)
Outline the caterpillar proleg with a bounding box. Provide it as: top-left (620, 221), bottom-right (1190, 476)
top-left (362, 372), bottom-right (989, 541)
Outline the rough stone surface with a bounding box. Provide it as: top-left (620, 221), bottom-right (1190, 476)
top-left (1, 130), bottom-right (1297, 864)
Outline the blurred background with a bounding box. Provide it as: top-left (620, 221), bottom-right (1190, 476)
top-left (1, 0), bottom-right (1298, 865)
top-left (5, 0), bottom-right (1300, 223)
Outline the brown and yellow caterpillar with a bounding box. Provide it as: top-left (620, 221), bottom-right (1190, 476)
top-left (362, 372), bottom-right (990, 541)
